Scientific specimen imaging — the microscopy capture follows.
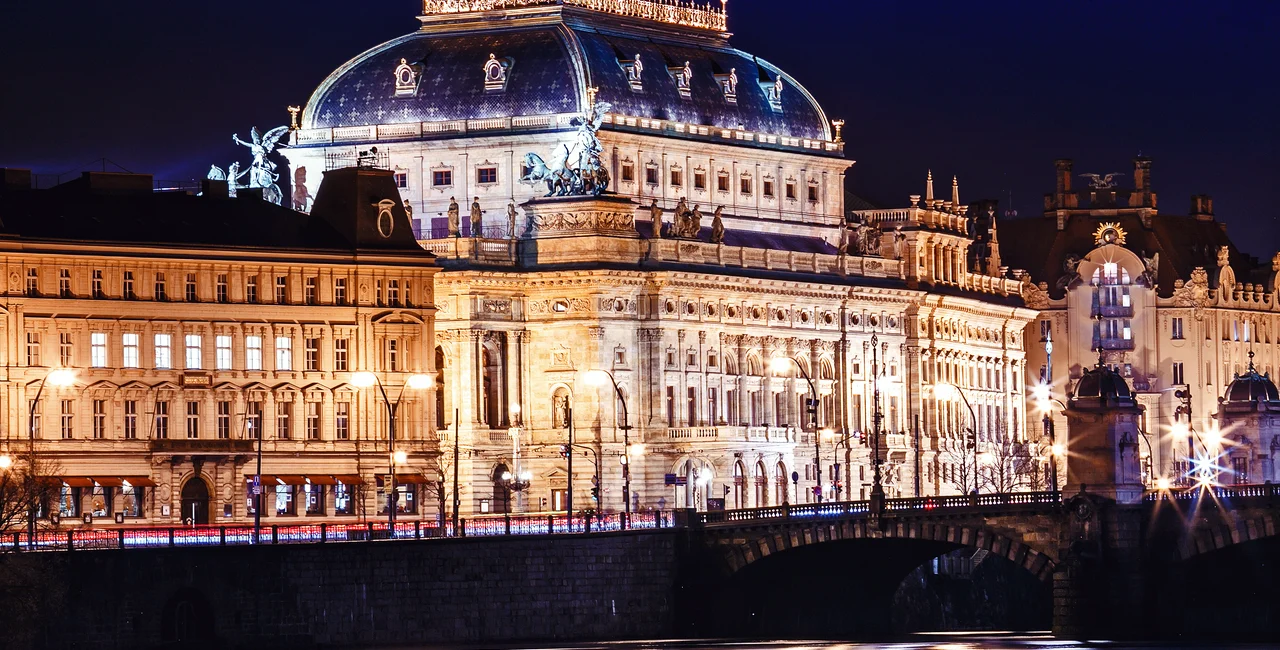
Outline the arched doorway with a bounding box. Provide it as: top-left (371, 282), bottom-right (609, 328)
top-left (180, 476), bottom-right (210, 525)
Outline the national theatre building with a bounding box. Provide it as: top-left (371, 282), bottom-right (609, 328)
top-left (2, 0), bottom-right (1048, 530)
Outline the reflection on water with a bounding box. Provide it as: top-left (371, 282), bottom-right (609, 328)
top-left (478, 632), bottom-right (1274, 650)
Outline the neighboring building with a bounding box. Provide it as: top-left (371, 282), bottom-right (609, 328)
top-left (285, 0), bottom-right (1038, 516)
top-left (0, 167), bottom-right (439, 527)
top-left (999, 157), bottom-right (1280, 486)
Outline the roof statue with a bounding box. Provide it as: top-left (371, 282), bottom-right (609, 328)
top-left (209, 126), bottom-right (290, 205)
top-left (1080, 172), bottom-right (1123, 189)
top-left (520, 93), bottom-right (612, 197)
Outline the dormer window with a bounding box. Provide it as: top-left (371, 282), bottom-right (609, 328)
top-left (483, 53), bottom-right (512, 92)
top-left (618, 53), bottom-right (644, 91)
top-left (668, 61), bottom-right (693, 99)
top-left (394, 58), bottom-right (419, 97)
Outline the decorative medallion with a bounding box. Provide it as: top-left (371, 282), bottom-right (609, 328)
top-left (1093, 222), bottom-right (1126, 246)
top-left (372, 199), bottom-right (397, 238)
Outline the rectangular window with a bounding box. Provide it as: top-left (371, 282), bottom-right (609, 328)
top-left (217, 401), bottom-right (231, 439)
top-left (334, 338), bottom-right (349, 372)
top-left (403, 280), bottom-right (412, 307)
top-left (305, 277), bottom-right (317, 305)
top-left (621, 164), bottom-right (634, 183)
top-left (334, 483), bottom-right (355, 515)
top-left (394, 171), bottom-right (409, 188)
top-left (694, 170), bottom-right (706, 190)
top-left (59, 332), bottom-right (73, 366)
top-left (121, 333), bottom-right (138, 369)
top-left (276, 336), bottom-right (292, 371)
top-left (1040, 319), bottom-right (1051, 341)
top-left (808, 184), bottom-right (819, 202)
top-left (305, 338), bottom-right (319, 372)
top-left (306, 401), bottom-right (320, 440)
top-left (216, 274), bottom-right (228, 303)
top-left (185, 273), bottom-right (197, 302)
top-left (477, 167), bottom-right (497, 184)
top-left (216, 335), bottom-right (232, 370)
top-left (186, 401), bottom-right (200, 439)
top-left (335, 401), bottom-right (350, 439)
top-left (93, 399), bottom-right (106, 439)
top-left (247, 401), bottom-right (263, 439)
top-left (92, 270), bottom-right (104, 298)
top-left (59, 486), bottom-right (80, 517)
top-left (1172, 317), bottom-right (1184, 340)
top-left (246, 336), bottom-right (262, 370)
top-left (154, 334), bottom-right (172, 369)
top-left (59, 268), bottom-right (71, 297)
top-left (739, 176), bottom-right (752, 195)
top-left (388, 280), bottom-right (400, 307)
top-left (121, 485), bottom-right (143, 517)
top-left (432, 170), bottom-right (453, 187)
top-left (763, 179), bottom-right (774, 197)
top-left (387, 339), bottom-right (398, 372)
top-left (670, 169), bottom-right (683, 187)
top-left (277, 401), bottom-right (291, 439)
top-left (29, 399), bottom-right (40, 438)
top-left (123, 271), bottom-right (135, 299)
top-left (275, 484), bottom-right (296, 516)
top-left (91, 332), bottom-right (107, 368)
top-left (306, 483), bottom-right (325, 515)
top-left (334, 278), bottom-right (347, 305)
top-left (154, 272), bottom-right (167, 301)
top-left (1173, 361), bottom-right (1185, 386)
top-left (25, 332), bottom-right (39, 366)
top-left (785, 182), bottom-right (797, 200)
top-left (246, 275), bottom-right (258, 303)
top-left (717, 173), bottom-right (730, 192)
top-left (26, 268), bottom-right (38, 297)
top-left (154, 400), bottom-right (169, 439)
top-left (275, 276), bottom-right (288, 304)
top-left (185, 334), bottom-right (202, 369)
top-left (645, 166), bottom-right (659, 185)
top-left (376, 280), bottom-right (383, 305)
top-left (665, 386), bottom-right (676, 428)
top-left (61, 399), bottom-right (74, 439)
top-left (123, 400), bottom-right (137, 440)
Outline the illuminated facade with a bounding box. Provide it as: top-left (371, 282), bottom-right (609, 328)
top-left (1003, 158), bottom-right (1280, 487)
top-left (0, 167), bottom-right (439, 527)
top-left (284, 0), bottom-right (1038, 515)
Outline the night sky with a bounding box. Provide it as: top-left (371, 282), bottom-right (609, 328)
top-left (2, 1), bottom-right (1277, 257)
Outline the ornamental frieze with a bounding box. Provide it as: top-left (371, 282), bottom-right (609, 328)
top-left (527, 209), bottom-right (635, 235)
top-left (527, 297), bottom-right (591, 315)
top-left (481, 299), bottom-right (512, 315)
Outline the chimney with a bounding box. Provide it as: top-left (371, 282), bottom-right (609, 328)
top-left (1, 168), bottom-right (32, 192)
top-left (1191, 194), bottom-right (1214, 221)
top-left (1053, 159), bottom-right (1078, 209)
top-left (79, 171), bottom-right (153, 194)
top-left (201, 179), bottom-right (229, 199)
top-left (1132, 156), bottom-right (1154, 208)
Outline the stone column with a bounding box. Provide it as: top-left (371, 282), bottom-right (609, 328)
top-left (640, 328), bottom-right (663, 428)
top-left (762, 337), bottom-right (776, 427)
top-left (734, 336), bottom-right (748, 426)
top-left (677, 329), bottom-right (687, 426)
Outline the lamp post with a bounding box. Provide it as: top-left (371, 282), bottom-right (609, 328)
top-left (870, 335), bottom-right (885, 502)
top-left (500, 469), bottom-right (532, 535)
top-left (25, 368), bottom-right (76, 548)
top-left (352, 371), bottom-right (432, 533)
top-left (937, 382), bottom-right (978, 494)
top-left (1032, 383), bottom-right (1066, 494)
top-left (771, 357), bottom-right (820, 502)
top-left (584, 369), bottom-right (632, 528)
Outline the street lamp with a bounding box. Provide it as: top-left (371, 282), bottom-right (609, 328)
top-left (585, 369), bottom-right (632, 528)
top-left (500, 469), bottom-right (532, 534)
top-left (352, 370), bottom-right (433, 532)
top-left (1032, 387), bottom-right (1067, 493)
top-left (26, 368), bottom-right (76, 548)
top-left (771, 356), bottom-right (820, 502)
top-left (936, 382), bottom-right (978, 494)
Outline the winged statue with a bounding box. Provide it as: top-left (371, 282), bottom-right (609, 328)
top-left (1079, 172), bottom-right (1123, 189)
top-left (207, 125), bottom-right (291, 205)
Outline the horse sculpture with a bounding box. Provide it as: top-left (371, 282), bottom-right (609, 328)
top-left (519, 101), bottom-right (612, 197)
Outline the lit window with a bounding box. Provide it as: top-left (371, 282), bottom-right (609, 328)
top-left (154, 334), bottom-right (172, 369)
top-left (334, 278), bottom-right (347, 305)
top-left (276, 336), bottom-right (292, 371)
top-left (90, 332), bottom-right (107, 368)
top-left (185, 334), bottom-right (202, 369)
top-left (122, 333), bottom-right (139, 368)
top-left (334, 338), bottom-right (348, 371)
top-left (246, 336), bottom-right (262, 370)
top-left (305, 338), bottom-right (319, 371)
top-left (186, 401), bottom-right (200, 439)
top-left (216, 335), bottom-right (232, 370)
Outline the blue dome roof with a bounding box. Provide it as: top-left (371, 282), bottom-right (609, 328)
top-left (303, 23), bottom-right (831, 141)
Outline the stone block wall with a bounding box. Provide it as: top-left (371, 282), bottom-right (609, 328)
top-left (0, 530), bottom-right (685, 649)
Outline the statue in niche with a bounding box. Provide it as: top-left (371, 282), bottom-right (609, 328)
top-left (710, 206), bottom-right (725, 243)
top-left (447, 197), bottom-right (460, 237)
top-left (470, 197), bottom-right (483, 237)
top-left (552, 389), bottom-right (570, 429)
top-left (649, 199), bottom-right (664, 238)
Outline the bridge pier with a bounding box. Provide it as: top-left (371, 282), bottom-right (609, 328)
top-left (1052, 495), bottom-right (1147, 639)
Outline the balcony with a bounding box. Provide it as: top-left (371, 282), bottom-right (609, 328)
top-left (665, 427), bottom-right (720, 440)
top-left (1095, 304), bottom-right (1134, 318)
top-left (149, 439), bottom-right (254, 454)
top-left (1094, 337), bottom-right (1135, 350)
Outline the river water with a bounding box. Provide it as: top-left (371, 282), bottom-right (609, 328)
top-left (428, 633), bottom-right (1274, 649)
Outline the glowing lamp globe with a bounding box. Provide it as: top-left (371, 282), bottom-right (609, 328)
top-left (584, 369), bottom-right (610, 386)
top-left (47, 369), bottom-right (77, 387)
top-left (351, 372), bottom-right (378, 388)
top-left (406, 374), bottom-right (433, 390)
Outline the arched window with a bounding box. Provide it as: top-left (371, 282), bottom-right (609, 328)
top-left (775, 461), bottom-right (789, 505)
top-left (492, 464), bottom-right (510, 513)
top-left (746, 354), bottom-right (762, 376)
top-left (733, 461), bottom-right (746, 508)
top-left (481, 346), bottom-right (502, 427)
top-left (724, 354), bottom-right (739, 376)
top-left (754, 461), bottom-right (768, 507)
top-left (819, 358), bottom-right (835, 381)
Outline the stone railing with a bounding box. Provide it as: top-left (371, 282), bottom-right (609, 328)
top-left (697, 491), bottom-right (1063, 525)
top-left (664, 426), bottom-right (720, 440)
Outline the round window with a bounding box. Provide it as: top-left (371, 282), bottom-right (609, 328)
top-left (823, 311), bottom-right (834, 325)
top-left (751, 307), bottom-right (762, 320)
top-left (799, 312), bottom-right (810, 323)
top-left (851, 314), bottom-right (861, 326)
top-left (706, 304), bottom-right (717, 317)
top-left (665, 300), bottom-right (676, 314)
top-left (870, 315), bottom-right (879, 327)
top-left (686, 302), bottom-right (697, 315)
top-left (727, 305), bottom-right (739, 318)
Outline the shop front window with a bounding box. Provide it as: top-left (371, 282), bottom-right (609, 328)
top-left (121, 485), bottom-right (144, 517)
top-left (334, 483), bottom-right (356, 515)
top-left (59, 486), bottom-right (80, 517)
top-left (275, 484), bottom-right (296, 516)
top-left (90, 486), bottom-right (112, 517)
top-left (305, 483), bottom-right (325, 515)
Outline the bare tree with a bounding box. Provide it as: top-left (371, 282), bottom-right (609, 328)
top-left (980, 432), bottom-right (1034, 494)
top-left (940, 442), bottom-right (978, 494)
top-left (0, 448), bottom-right (63, 535)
